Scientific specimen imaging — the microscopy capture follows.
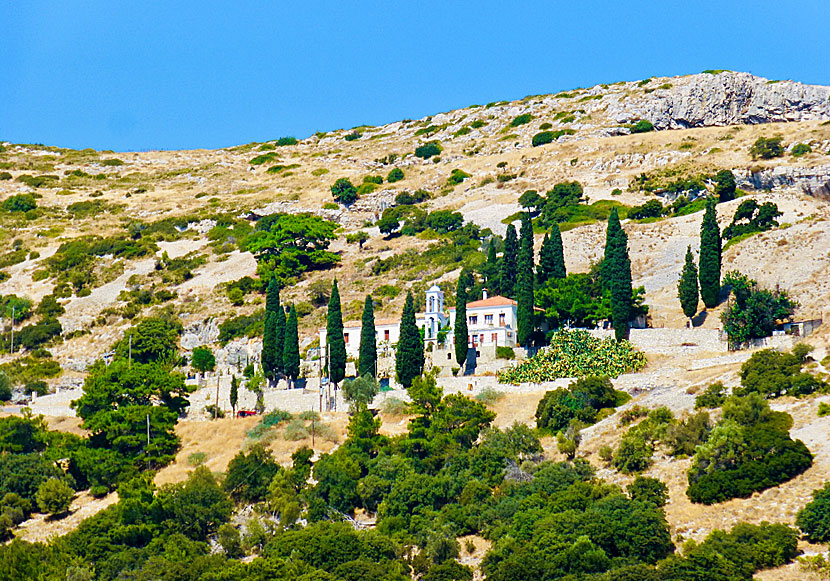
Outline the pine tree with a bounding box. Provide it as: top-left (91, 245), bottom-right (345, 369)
top-left (517, 212), bottom-right (535, 347)
top-left (359, 295), bottom-right (377, 378)
top-left (396, 292), bottom-right (424, 388)
top-left (229, 375), bottom-right (239, 418)
top-left (261, 311), bottom-right (278, 382)
top-left (699, 197), bottom-right (722, 309)
top-left (538, 224), bottom-right (566, 284)
top-left (454, 275), bottom-right (468, 367)
top-left (500, 224), bottom-right (519, 298)
top-left (678, 246), bottom-right (700, 321)
top-left (326, 280), bottom-right (346, 387)
top-left (604, 208), bottom-right (633, 341)
top-left (283, 305), bottom-right (300, 387)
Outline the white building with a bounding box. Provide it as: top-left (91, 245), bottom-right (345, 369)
top-left (318, 286), bottom-right (524, 359)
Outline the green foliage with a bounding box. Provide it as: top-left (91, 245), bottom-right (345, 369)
top-left (531, 129), bottom-right (575, 147)
top-left (687, 394), bottom-right (812, 504)
top-left (613, 407), bottom-right (675, 473)
top-left (495, 346), bottom-right (515, 360)
top-left (35, 478), bottom-right (74, 516)
top-left (714, 169), bottom-right (737, 202)
top-left (448, 168), bottom-right (471, 185)
top-left (720, 271), bottom-right (796, 350)
top-left (454, 275), bottom-right (468, 367)
top-left (628, 476), bottom-right (668, 507)
top-left (396, 293), bottom-right (424, 388)
top-left (115, 316), bottom-right (181, 364)
top-left (500, 330), bottom-right (646, 383)
top-left (386, 167), bottom-right (405, 183)
top-left (695, 382), bottom-right (727, 409)
top-left (792, 142), bottom-right (812, 157)
top-left (516, 213), bottom-right (535, 347)
top-left (282, 305), bottom-right (300, 382)
top-left (736, 344), bottom-right (825, 398)
top-left (330, 177), bottom-right (358, 204)
top-left (343, 375), bottom-right (380, 408)
top-left (415, 142), bottom-right (442, 159)
top-left (628, 120), bottom-right (655, 133)
top-left (2, 194), bottom-right (38, 213)
top-left (750, 136), bottom-right (785, 159)
top-left (246, 213), bottom-right (339, 285)
top-left (218, 309), bottom-right (264, 344)
top-left (359, 295), bottom-right (377, 377)
top-left (797, 482), bottom-right (830, 542)
top-left (0, 294), bottom-right (33, 321)
top-left (536, 376), bottom-right (623, 433)
top-left (509, 113), bottom-right (533, 127)
top-left (224, 444), bottom-right (282, 503)
top-left (498, 224), bottom-right (519, 298)
top-left (677, 246), bottom-right (699, 319)
top-left (629, 199), bottom-right (665, 220)
top-left (722, 199), bottom-right (782, 241)
top-left (604, 208), bottom-right (633, 340)
top-left (327, 280), bottom-right (346, 385)
top-left (698, 197), bottom-right (721, 309)
top-left (537, 225), bottom-right (566, 287)
top-left (191, 347), bottom-right (215, 373)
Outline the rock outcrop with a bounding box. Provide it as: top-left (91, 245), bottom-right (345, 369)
top-left (736, 164), bottom-right (830, 198)
top-left (606, 72), bottom-right (830, 129)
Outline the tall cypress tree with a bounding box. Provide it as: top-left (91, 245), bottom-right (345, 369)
top-left (262, 311), bottom-right (278, 382)
top-left (500, 224), bottom-right (519, 298)
top-left (454, 275), bottom-right (468, 367)
top-left (327, 280), bottom-right (346, 387)
top-left (274, 305), bottom-right (285, 374)
top-left (538, 224), bottom-right (566, 285)
top-left (517, 212), bottom-right (535, 347)
top-left (396, 292), bottom-right (424, 388)
top-left (229, 375), bottom-right (239, 418)
top-left (266, 278), bottom-right (280, 313)
top-left (604, 208), bottom-right (633, 341)
top-left (359, 295), bottom-right (377, 378)
top-left (678, 246), bottom-right (700, 321)
top-left (699, 197), bottom-right (722, 309)
top-left (283, 305), bottom-right (300, 387)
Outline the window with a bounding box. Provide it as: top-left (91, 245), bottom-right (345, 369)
top-left (499, 313), bottom-right (505, 326)
top-left (479, 334), bottom-right (484, 345)
top-left (344, 332), bottom-right (349, 344)
top-left (492, 333), bottom-right (498, 344)
top-left (384, 329), bottom-right (390, 341)
top-left (485, 314), bottom-right (493, 325)
top-left (470, 315), bottom-right (478, 325)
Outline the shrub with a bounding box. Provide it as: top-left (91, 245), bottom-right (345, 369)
top-left (509, 113), bottom-right (533, 127)
top-left (695, 381), bottom-right (727, 409)
top-left (628, 199), bottom-right (665, 220)
top-left (797, 483), bottom-right (830, 542)
top-left (495, 346), bottom-right (515, 359)
top-left (276, 136), bottom-right (298, 146)
top-left (539, 122), bottom-right (552, 130)
top-left (750, 136), bottom-right (785, 159)
top-left (356, 182), bottom-right (376, 195)
top-left (819, 402), bottom-right (830, 417)
top-left (448, 169), bottom-right (471, 185)
top-left (536, 375), bottom-right (622, 432)
top-left (330, 178), bottom-right (358, 204)
top-left (395, 189), bottom-right (429, 205)
top-left (283, 419), bottom-right (310, 441)
top-left (627, 476), bottom-right (668, 507)
top-left (475, 387), bottom-right (504, 405)
top-left (387, 168), bottom-right (405, 183)
top-left (629, 120), bottom-right (655, 133)
top-left (736, 345), bottom-right (825, 399)
top-left (415, 142), bottom-right (442, 159)
top-left (35, 478), bottom-right (74, 516)
top-left (792, 142), bottom-right (812, 157)
top-left (0, 172), bottom-right (11, 181)
top-left (344, 131), bottom-right (361, 142)
top-left (380, 397), bottom-right (408, 416)
top-left (2, 194), bottom-right (37, 213)
top-left (101, 158), bottom-right (124, 166)
top-left (531, 129), bottom-right (575, 147)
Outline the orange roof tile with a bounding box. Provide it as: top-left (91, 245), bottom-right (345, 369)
top-left (462, 295), bottom-right (517, 309)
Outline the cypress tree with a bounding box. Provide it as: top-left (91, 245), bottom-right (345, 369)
top-left (500, 224), bottom-right (519, 298)
top-left (678, 246), bottom-right (700, 321)
top-left (454, 275), bottom-right (468, 367)
top-left (538, 224), bottom-right (566, 285)
top-left (229, 375), bottom-right (238, 418)
top-left (265, 278), bottom-right (280, 313)
top-left (699, 197), bottom-right (722, 309)
top-left (261, 311), bottom-right (278, 382)
top-left (604, 208), bottom-right (633, 341)
top-left (274, 305), bottom-right (285, 374)
top-left (396, 292), bottom-right (424, 388)
top-left (517, 212), bottom-right (535, 347)
top-left (283, 305), bottom-right (300, 387)
top-left (359, 295), bottom-right (377, 378)
top-left (327, 280), bottom-right (346, 387)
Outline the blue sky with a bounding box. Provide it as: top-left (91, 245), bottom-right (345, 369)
top-left (2, 1), bottom-right (828, 151)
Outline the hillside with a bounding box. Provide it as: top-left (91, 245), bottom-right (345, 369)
top-left (3, 70), bottom-right (830, 579)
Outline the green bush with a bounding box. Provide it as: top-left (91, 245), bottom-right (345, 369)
top-left (344, 131), bottom-right (361, 142)
top-left (531, 129), bottom-right (575, 146)
top-left (539, 122), bottom-right (552, 130)
top-left (394, 189), bottom-right (429, 205)
top-left (792, 142), bottom-right (812, 157)
top-left (387, 168), bottom-right (405, 183)
top-left (276, 136), bottom-right (298, 146)
top-left (331, 178), bottom-right (358, 204)
top-left (2, 194), bottom-right (38, 213)
top-left (495, 346), bottom-right (515, 360)
top-left (447, 169), bottom-right (471, 185)
top-left (750, 136), bottom-right (785, 159)
top-left (629, 120), bottom-right (655, 133)
top-left (695, 381), bottom-right (727, 409)
top-left (356, 182), bottom-right (376, 196)
top-left (415, 142), bottom-right (442, 159)
top-left (736, 344), bottom-right (825, 399)
top-left (797, 483), bottom-right (830, 542)
top-left (509, 113), bottom-right (533, 127)
top-left (363, 175), bottom-right (383, 185)
top-left (35, 478), bottom-right (74, 516)
top-left (0, 172), bottom-right (11, 181)
top-left (536, 376), bottom-right (623, 433)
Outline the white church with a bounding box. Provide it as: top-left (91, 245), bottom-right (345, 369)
top-left (318, 285), bottom-right (520, 359)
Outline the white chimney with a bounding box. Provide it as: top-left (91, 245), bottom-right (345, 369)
top-left (482, 288), bottom-right (488, 300)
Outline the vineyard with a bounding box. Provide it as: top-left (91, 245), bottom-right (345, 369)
top-left (497, 330), bottom-right (647, 384)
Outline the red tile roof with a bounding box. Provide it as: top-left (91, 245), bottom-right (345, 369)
top-left (462, 295), bottom-right (517, 309)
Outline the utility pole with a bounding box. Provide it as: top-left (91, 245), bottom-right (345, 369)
top-left (146, 413), bottom-right (150, 446)
top-left (214, 371), bottom-right (220, 420)
top-left (10, 305), bottom-right (14, 355)
top-left (128, 334), bottom-right (132, 367)
top-left (311, 405), bottom-right (315, 448)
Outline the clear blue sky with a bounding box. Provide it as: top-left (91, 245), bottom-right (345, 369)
top-left (2, 1), bottom-right (828, 151)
